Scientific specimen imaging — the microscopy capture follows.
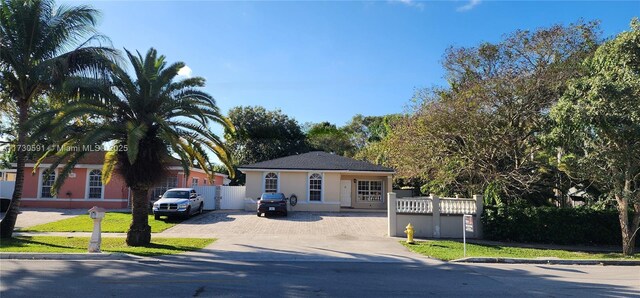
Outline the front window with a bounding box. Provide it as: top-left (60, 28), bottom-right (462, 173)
top-left (41, 170), bottom-right (55, 198)
top-left (152, 176), bottom-right (178, 199)
top-left (357, 180), bottom-right (383, 202)
top-left (88, 169), bottom-right (102, 199)
top-left (309, 173), bottom-right (322, 201)
top-left (192, 178), bottom-right (198, 186)
top-left (264, 172), bottom-right (278, 193)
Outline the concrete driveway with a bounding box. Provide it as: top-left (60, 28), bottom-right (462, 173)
top-left (0, 208), bottom-right (87, 229)
top-left (160, 211), bottom-right (430, 263)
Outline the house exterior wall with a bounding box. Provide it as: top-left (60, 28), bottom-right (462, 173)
top-left (243, 170), bottom-right (392, 212)
top-left (20, 166), bottom-right (129, 209)
top-left (340, 174), bottom-right (392, 209)
top-left (22, 168), bottom-right (39, 198)
top-left (17, 163), bottom-right (223, 209)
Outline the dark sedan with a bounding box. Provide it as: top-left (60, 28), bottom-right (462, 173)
top-left (257, 193), bottom-right (288, 217)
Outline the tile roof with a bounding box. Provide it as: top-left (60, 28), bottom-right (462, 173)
top-left (239, 151), bottom-right (395, 173)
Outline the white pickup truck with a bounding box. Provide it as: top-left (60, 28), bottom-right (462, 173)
top-left (152, 188), bottom-right (204, 220)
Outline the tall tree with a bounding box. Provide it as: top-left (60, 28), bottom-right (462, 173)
top-left (32, 48), bottom-right (234, 246)
top-left (343, 114), bottom-right (399, 150)
top-left (384, 20), bottom-right (601, 200)
top-left (549, 19), bottom-right (640, 255)
top-left (0, 0), bottom-right (115, 238)
top-left (225, 106), bottom-right (308, 166)
top-left (305, 122), bottom-right (354, 156)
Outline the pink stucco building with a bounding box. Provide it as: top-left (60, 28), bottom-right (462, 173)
top-left (18, 152), bottom-right (227, 209)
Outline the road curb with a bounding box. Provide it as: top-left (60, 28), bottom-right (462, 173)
top-left (0, 252), bottom-right (136, 260)
top-left (452, 257), bottom-right (640, 266)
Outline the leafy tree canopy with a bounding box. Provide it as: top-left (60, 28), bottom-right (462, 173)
top-left (305, 121), bottom-right (355, 156)
top-left (549, 19), bottom-right (640, 254)
top-left (383, 20), bottom-right (601, 201)
top-left (226, 106), bottom-right (308, 166)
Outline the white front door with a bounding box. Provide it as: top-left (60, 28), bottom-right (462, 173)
top-left (340, 180), bottom-right (352, 207)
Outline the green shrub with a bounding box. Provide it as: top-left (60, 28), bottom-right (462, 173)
top-left (481, 206), bottom-right (636, 246)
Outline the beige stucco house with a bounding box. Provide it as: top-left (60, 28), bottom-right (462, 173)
top-left (238, 151), bottom-right (395, 212)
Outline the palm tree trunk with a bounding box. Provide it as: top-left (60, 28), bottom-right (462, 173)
top-left (126, 187), bottom-right (151, 246)
top-left (0, 100), bottom-right (29, 238)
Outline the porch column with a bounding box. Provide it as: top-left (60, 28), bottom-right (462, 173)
top-left (387, 192), bottom-right (397, 237)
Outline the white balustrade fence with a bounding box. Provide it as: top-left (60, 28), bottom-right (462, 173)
top-left (396, 197), bottom-right (432, 213)
top-left (396, 195), bottom-right (478, 215)
top-left (439, 198), bottom-right (477, 214)
top-left (388, 193), bottom-right (484, 239)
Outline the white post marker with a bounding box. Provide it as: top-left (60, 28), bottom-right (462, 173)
top-left (463, 214), bottom-right (474, 258)
top-left (88, 206), bottom-right (106, 253)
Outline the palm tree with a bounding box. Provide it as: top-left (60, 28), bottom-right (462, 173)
top-left (0, 0), bottom-right (115, 238)
top-left (34, 48), bottom-right (234, 246)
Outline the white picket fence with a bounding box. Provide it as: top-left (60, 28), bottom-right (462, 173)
top-left (192, 185), bottom-right (246, 210)
top-left (0, 181), bottom-right (14, 198)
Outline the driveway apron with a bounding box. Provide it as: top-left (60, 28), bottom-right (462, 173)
top-left (159, 211), bottom-right (433, 263)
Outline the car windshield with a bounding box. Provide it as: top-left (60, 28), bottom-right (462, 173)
top-left (163, 191), bottom-right (190, 199)
top-left (261, 193), bottom-right (285, 200)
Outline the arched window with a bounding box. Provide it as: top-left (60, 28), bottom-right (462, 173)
top-left (88, 170), bottom-right (103, 199)
top-left (264, 172), bottom-right (278, 193)
top-left (309, 173), bottom-right (322, 201)
top-left (41, 170), bottom-right (55, 198)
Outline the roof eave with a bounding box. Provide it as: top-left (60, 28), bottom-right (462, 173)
top-left (238, 168), bottom-right (395, 174)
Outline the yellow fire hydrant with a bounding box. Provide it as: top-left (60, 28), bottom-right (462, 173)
top-left (404, 223), bottom-right (415, 244)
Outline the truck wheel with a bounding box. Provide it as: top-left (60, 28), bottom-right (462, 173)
top-left (198, 203), bottom-right (204, 214)
top-left (256, 212), bottom-right (261, 217)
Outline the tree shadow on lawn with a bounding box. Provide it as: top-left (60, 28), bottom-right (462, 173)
top-left (0, 237), bottom-right (82, 250)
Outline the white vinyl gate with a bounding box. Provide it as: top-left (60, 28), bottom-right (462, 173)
top-left (192, 185), bottom-right (246, 210)
top-left (0, 181), bottom-right (15, 198)
top-left (192, 185), bottom-right (218, 210)
top-left (220, 186), bottom-right (246, 210)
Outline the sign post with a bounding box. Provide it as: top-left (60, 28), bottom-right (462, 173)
top-left (463, 214), bottom-right (474, 258)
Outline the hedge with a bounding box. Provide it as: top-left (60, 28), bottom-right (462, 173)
top-left (481, 206), bottom-right (639, 246)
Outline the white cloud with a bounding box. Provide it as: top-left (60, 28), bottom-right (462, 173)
top-left (457, 0), bottom-right (481, 12)
top-left (178, 65), bottom-right (192, 78)
top-left (389, 0), bottom-right (425, 10)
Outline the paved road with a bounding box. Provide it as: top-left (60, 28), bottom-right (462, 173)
top-left (1, 258), bottom-right (638, 297)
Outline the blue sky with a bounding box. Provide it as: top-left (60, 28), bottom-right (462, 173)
top-left (69, 0), bottom-right (638, 129)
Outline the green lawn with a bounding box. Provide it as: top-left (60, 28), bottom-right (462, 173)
top-left (21, 213), bottom-right (178, 233)
top-left (402, 240), bottom-right (638, 261)
top-left (0, 236), bottom-right (214, 257)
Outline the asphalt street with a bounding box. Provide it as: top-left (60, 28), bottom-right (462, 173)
top-left (1, 258), bottom-right (638, 297)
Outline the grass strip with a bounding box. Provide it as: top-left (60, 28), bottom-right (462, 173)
top-left (402, 240), bottom-right (638, 261)
top-left (21, 213), bottom-right (178, 233)
top-left (0, 236), bottom-right (214, 257)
